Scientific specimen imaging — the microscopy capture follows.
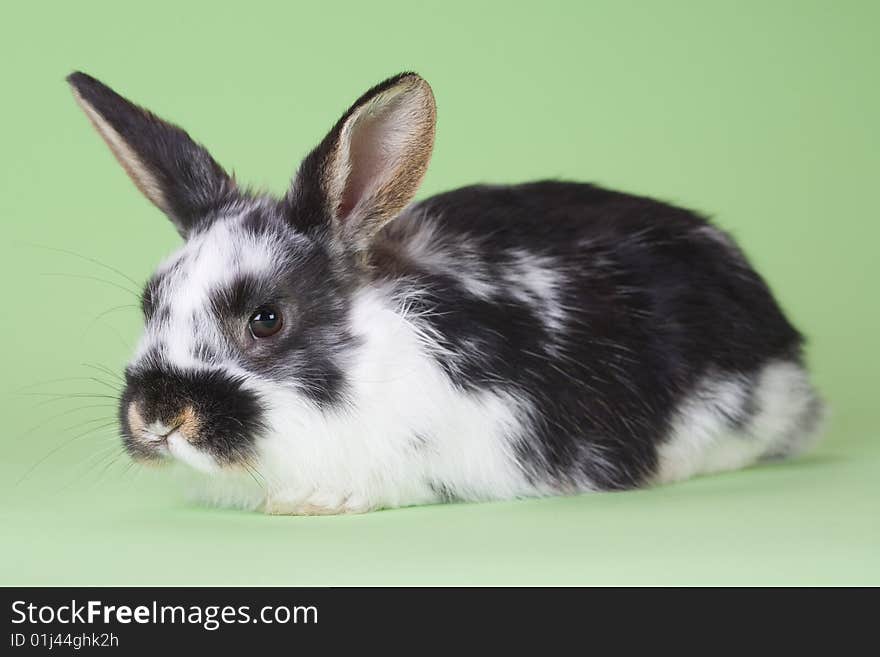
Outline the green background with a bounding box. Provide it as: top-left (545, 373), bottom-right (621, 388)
top-left (1, 0), bottom-right (877, 585)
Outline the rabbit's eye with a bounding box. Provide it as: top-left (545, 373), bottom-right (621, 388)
top-left (248, 306), bottom-right (283, 339)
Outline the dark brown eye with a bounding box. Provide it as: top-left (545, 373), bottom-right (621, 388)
top-left (248, 306), bottom-right (283, 338)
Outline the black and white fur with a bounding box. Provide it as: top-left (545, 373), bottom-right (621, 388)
top-left (68, 71), bottom-right (825, 514)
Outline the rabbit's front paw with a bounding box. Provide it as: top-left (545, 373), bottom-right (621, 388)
top-left (264, 489), bottom-right (372, 516)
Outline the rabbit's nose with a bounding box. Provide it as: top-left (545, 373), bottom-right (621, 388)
top-left (127, 401), bottom-right (200, 443)
top-left (144, 417), bottom-right (183, 440)
top-left (126, 402), bottom-right (174, 443)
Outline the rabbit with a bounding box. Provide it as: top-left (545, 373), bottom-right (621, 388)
top-left (67, 71), bottom-right (825, 515)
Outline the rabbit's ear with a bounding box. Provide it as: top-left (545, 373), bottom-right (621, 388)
top-left (286, 73), bottom-right (436, 255)
top-left (67, 72), bottom-right (236, 237)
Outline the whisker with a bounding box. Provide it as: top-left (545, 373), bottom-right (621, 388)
top-left (121, 460), bottom-right (138, 481)
top-left (82, 362), bottom-right (125, 383)
top-left (92, 450), bottom-right (128, 487)
top-left (51, 439), bottom-right (125, 495)
top-left (22, 242), bottom-right (143, 288)
top-left (16, 421), bottom-right (120, 485)
top-left (19, 392), bottom-right (120, 399)
top-left (69, 438), bottom-right (122, 473)
top-left (60, 415), bottom-right (120, 434)
top-left (39, 273), bottom-right (139, 298)
top-left (19, 403), bottom-right (116, 439)
top-left (243, 463), bottom-right (265, 491)
top-left (94, 321), bottom-right (133, 352)
top-left (24, 393), bottom-right (121, 410)
top-left (16, 376), bottom-right (121, 395)
top-left (78, 304), bottom-right (140, 344)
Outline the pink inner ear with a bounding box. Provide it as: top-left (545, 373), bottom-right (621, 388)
top-left (336, 94), bottom-right (413, 220)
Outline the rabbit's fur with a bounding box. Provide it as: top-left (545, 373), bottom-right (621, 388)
top-left (68, 72), bottom-right (824, 514)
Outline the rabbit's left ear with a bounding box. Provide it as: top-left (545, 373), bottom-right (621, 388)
top-left (67, 72), bottom-right (236, 237)
top-left (286, 73), bottom-right (436, 255)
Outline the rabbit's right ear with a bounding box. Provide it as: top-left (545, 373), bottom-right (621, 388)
top-left (285, 73), bottom-right (436, 257)
top-left (67, 72), bottom-right (236, 237)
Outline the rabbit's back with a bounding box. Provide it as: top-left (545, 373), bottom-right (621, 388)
top-left (372, 181), bottom-right (824, 491)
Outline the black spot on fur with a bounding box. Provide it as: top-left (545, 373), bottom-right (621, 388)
top-left (192, 341), bottom-right (219, 364)
top-left (142, 260), bottom-right (183, 322)
top-left (241, 207), bottom-right (270, 237)
top-left (120, 366), bottom-right (264, 465)
top-left (428, 481), bottom-right (458, 503)
top-left (140, 276), bottom-right (161, 320)
top-left (209, 273), bottom-right (264, 319)
top-left (411, 432), bottom-right (431, 449)
top-left (725, 382), bottom-right (759, 431)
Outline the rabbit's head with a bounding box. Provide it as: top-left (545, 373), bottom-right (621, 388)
top-left (67, 72), bottom-right (435, 473)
